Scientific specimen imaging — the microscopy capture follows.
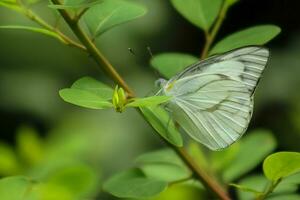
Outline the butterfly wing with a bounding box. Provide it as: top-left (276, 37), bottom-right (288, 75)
top-left (164, 46), bottom-right (269, 150)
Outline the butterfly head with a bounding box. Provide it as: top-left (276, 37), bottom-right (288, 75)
top-left (155, 78), bottom-right (168, 88)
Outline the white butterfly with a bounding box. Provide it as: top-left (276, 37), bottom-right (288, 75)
top-left (158, 46), bottom-right (270, 150)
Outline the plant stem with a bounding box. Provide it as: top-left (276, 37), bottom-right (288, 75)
top-left (18, 3), bottom-right (86, 50)
top-left (51, 0), bottom-right (231, 199)
top-left (175, 147), bottom-right (230, 200)
top-left (256, 179), bottom-right (281, 200)
top-left (200, 1), bottom-right (230, 59)
top-left (50, 0), bottom-right (134, 97)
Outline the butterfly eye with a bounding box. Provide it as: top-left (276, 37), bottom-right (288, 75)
top-left (155, 78), bottom-right (167, 87)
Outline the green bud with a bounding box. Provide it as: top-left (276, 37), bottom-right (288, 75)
top-left (112, 85), bottom-right (127, 113)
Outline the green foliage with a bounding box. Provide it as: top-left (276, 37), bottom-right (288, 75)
top-left (151, 53), bottom-right (198, 79)
top-left (126, 96), bottom-right (172, 107)
top-left (49, 0), bottom-right (100, 9)
top-left (0, 26), bottom-right (65, 43)
top-left (71, 76), bottom-right (114, 100)
top-left (0, 176), bottom-right (33, 200)
top-left (221, 130), bottom-right (277, 182)
top-left (210, 25), bottom-right (281, 55)
top-left (84, 0), bottom-right (147, 38)
top-left (40, 164), bottom-right (98, 199)
top-left (0, 143), bottom-right (20, 176)
top-left (236, 175), bottom-right (298, 200)
top-left (135, 149), bottom-right (191, 182)
top-left (16, 126), bottom-right (44, 166)
top-left (170, 0), bottom-right (223, 31)
top-left (59, 88), bottom-right (114, 109)
top-left (0, 1), bottom-right (23, 12)
top-left (263, 152), bottom-right (300, 181)
top-left (140, 106), bottom-right (183, 147)
top-left (103, 168), bottom-right (167, 198)
top-left (0, 0), bottom-right (291, 200)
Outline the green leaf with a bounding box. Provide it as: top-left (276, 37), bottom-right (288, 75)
top-left (16, 125), bottom-right (44, 165)
top-left (59, 88), bottom-right (113, 109)
top-left (126, 96), bottom-right (172, 107)
top-left (222, 130), bottom-right (277, 182)
top-left (210, 142), bottom-right (240, 172)
top-left (267, 194), bottom-right (300, 200)
top-left (103, 168), bottom-right (167, 198)
top-left (263, 152), bottom-right (300, 181)
top-left (49, 0), bottom-right (101, 10)
top-left (139, 163), bottom-right (191, 183)
top-left (135, 148), bottom-right (183, 166)
top-left (187, 142), bottom-right (209, 171)
top-left (237, 175), bottom-right (298, 200)
top-left (170, 0), bottom-right (223, 30)
top-left (0, 143), bottom-right (20, 176)
top-left (0, 25), bottom-right (65, 43)
top-left (210, 25), bottom-right (281, 55)
top-left (151, 53), bottom-right (198, 79)
top-left (140, 106), bottom-right (183, 147)
top-left (0, 1), bottom-right (23, 12)
top-left (84, 0), bottom-right (147, 37)
top-left (43, 164), bottom-right (98, 199)
top-left (0, 176), bottom-right (33, 200)
top-left (229, 183), bottom-right (261, 194)
top-left (71, 76), bottom-right (113, 100)
top-left (135, 149), bottom-right (191, 182)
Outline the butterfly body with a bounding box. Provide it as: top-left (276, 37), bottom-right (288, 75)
top-left (158, 46), bottom-right (269, 150)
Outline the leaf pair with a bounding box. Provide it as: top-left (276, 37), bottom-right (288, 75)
top-left (151, 25), bottom-right (281, 80)
top-left (232, 152), bottom-right (300, 199)
top-left (0, 164), bottom-right (98, 200)
top-left (103, 149), bottom-right (191, 199)
top-left (59, 76), bottom-right (171, 111)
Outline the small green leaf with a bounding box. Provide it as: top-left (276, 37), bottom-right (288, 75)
top-left (151, 53), bottom-right (198, 79)
top-left (225, 0), bottom-right (240, 7)
top-left (49, 0), bottom-right (101, 10)
top-left (210, 142), bottom-right (240, 172)
top-left (139, 163), bottom-right (191, 183)
top-left (135, 148), bottom-right (183, 166)
top-left (222, 130), bottom-right (277, 182)
top-left (44, 164), bottom-right (98, 199)
top-left (135, 149), bottom-right (191, 182)
top-left (0, 25), bottom-right (65, 43)
top-left (229, 183), bottom-right (261, 194)
top-left (16, 126), bottom-right (44, 165)
top-left (0, 176), bottom-right (33, 200)
top-left (103, 168), bottom-right (167, 198)
top-left (59, 88), bottom-right (113, 109)
top-left (267, 194), bottom-right (300, 200)
top-left (210, 25), bottom-right (281, 55)
top-left (237, 175), bottom-right (298, 200)
top-left (263, 152), bottom-right (300, 181)
top-left (171, 0), bottom-right (223, 30)
top-left (84, 0), bottom-right (147, 37)
top-left (0, 1), bottom-right (23, 12)
top-left (0, 143), bottom-right (20, 176)
top-left (126, 96), bottom-right (172, 107)
top-left (140, 106), bottom-right (183, 147)
top-left (71, 76), bottom-right (113, 100)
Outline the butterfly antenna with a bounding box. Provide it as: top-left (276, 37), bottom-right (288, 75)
top-left (147, 46), bottom-right (153, 59)
top-left (128, 47), bottom-right (136, 56)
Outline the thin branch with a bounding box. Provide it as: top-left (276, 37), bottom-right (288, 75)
top-left (50, 0), bottom-right (134, 97)
top-left (200, 1), bottom-right (230, 59)
top-left (175, 147), bottom-right (230, 200)
top-left (50, 0), bottom-right (231, 199)
top-left (255, 179), bottom-right (281, 200)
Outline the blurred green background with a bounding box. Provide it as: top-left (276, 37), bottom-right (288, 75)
top-left (0, 0), bottom-right (300, 199)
